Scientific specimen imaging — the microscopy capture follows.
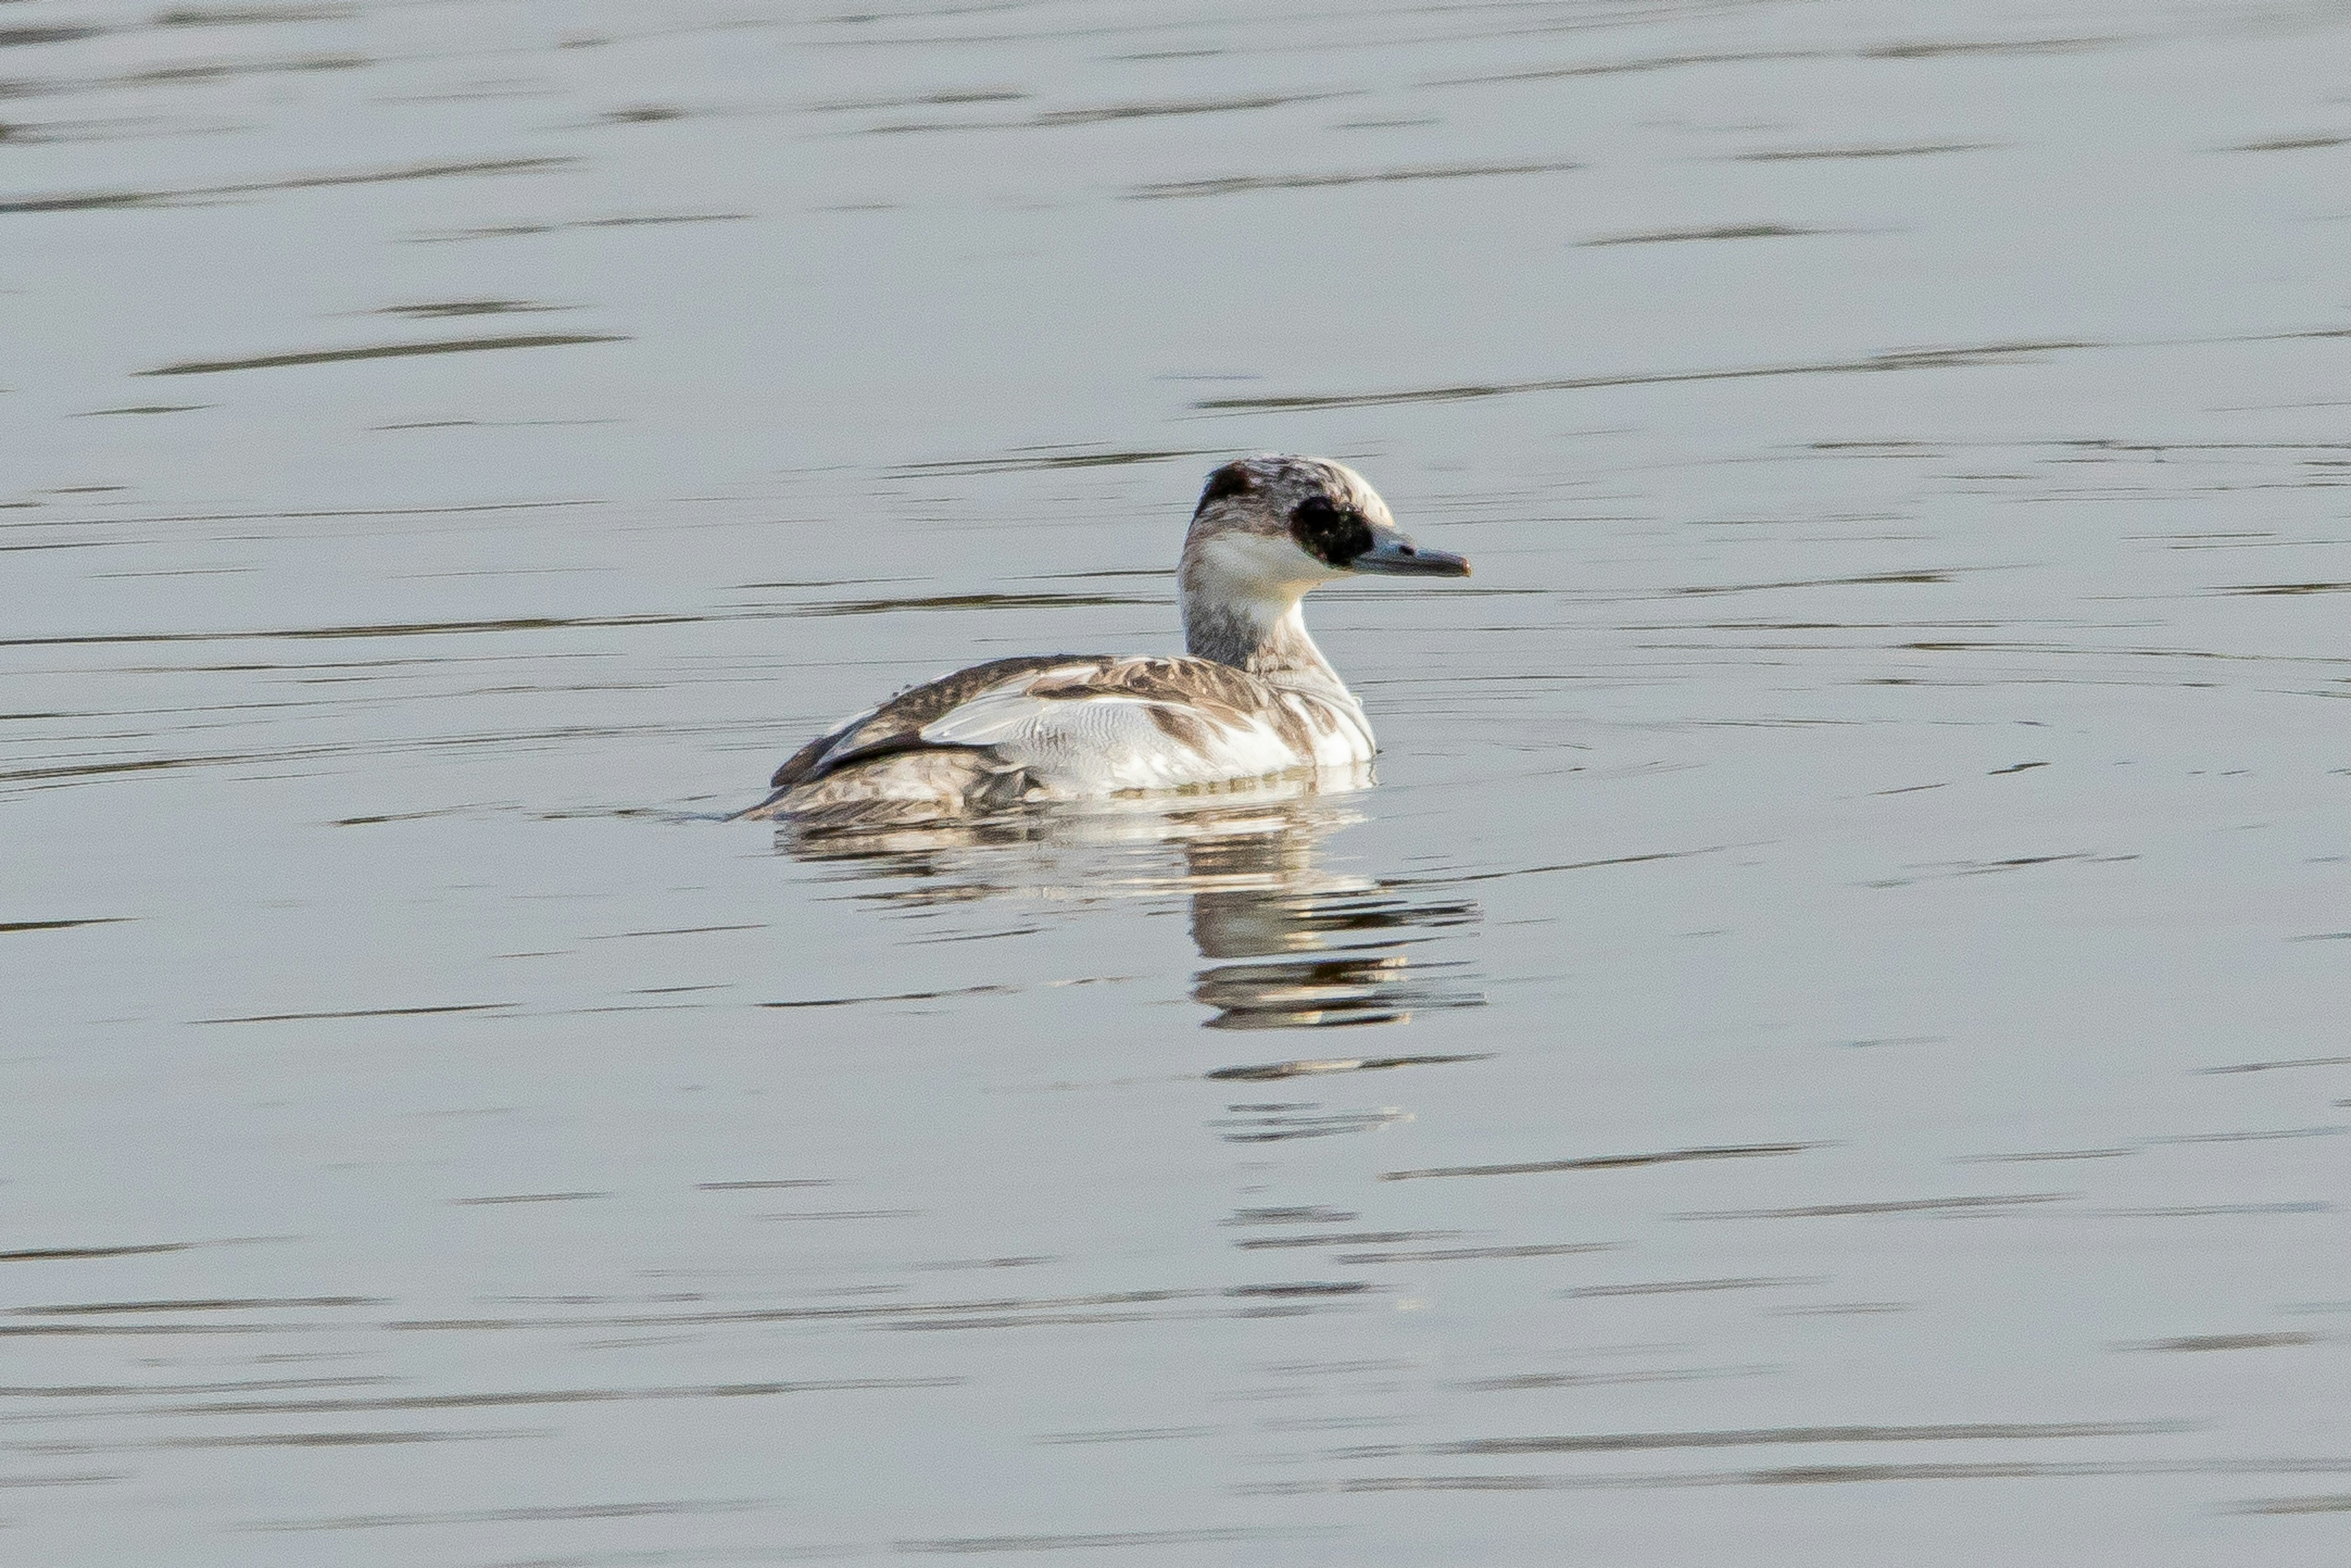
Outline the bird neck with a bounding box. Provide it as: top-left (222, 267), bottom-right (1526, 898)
top-left (1182, 587), bottom-right (1344, 688)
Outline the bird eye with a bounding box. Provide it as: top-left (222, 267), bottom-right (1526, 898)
top-left (1288, 495), bottom-right (1373, 566)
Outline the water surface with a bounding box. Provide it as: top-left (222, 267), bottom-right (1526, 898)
top-left (7, 1), bottom-right (2350, 1563)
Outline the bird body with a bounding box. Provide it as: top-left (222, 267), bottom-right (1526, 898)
top-left (741, 456), bottom-right (1466, 826)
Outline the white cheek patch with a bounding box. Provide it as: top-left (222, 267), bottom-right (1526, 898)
top-left (1199, 530), bottom-right (1334, 595)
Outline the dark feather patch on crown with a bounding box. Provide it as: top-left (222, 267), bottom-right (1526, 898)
top-left (1194, 460), bottom-right (1256, 517)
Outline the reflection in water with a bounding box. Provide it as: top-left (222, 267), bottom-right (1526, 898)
top-left (775, 768), bottom-right (1483, 1030)
top-left (1183, 815), bottom-right (1481, 1030)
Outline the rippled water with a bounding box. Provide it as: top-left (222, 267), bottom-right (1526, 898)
top-left (7, 1), bottom-right (2350, 1562)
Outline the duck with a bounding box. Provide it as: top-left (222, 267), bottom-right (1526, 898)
top-left (739, 454), bottom-right (1469, 826)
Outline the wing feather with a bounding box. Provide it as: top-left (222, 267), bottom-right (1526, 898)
top-left (766, 702), bottom-right (879, 790)
top-left (919, 656), bottom-right (1310, 789)
top-left (768, 653), bottom-right (1101, 789)
top-left (760, 651), bottom-right (1343, 811)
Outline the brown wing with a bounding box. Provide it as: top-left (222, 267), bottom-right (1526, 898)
top-left (1022, 655), bottom-right (1267, 711)
top-left (953, 655), bottom-right (1314, 759)
top-left (768, 653), bottom-right (1108, 790)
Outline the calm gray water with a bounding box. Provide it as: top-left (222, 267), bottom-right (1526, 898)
top-left (6, 1), bottom-right (2350, 1563)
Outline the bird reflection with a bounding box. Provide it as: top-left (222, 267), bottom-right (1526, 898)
top-left (772, 768), bottom-right (1481, 1030)
top-left (1180, 814), bottom-right (1479, 1030)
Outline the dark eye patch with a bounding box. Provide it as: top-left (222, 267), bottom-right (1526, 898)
top-left (1289, 494), bottom-right (1374, 567)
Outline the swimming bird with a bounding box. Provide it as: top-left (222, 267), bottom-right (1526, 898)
top-left (740, 454), bottom-right (1469, 825)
